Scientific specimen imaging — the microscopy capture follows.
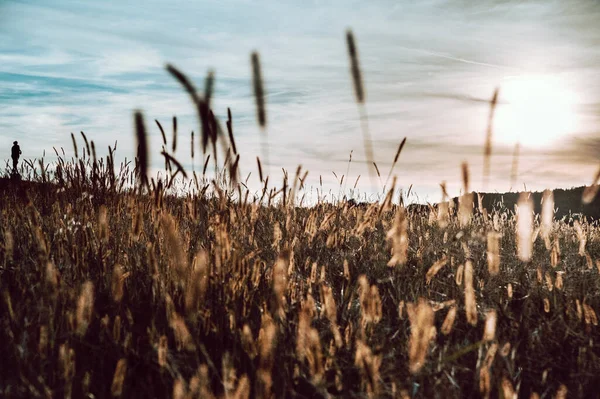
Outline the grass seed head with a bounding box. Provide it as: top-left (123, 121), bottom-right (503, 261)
top-left (358, 276), bottom-right (382, 326)
top-left (456, 264), bottom-right (464, 286)
top-left (464, 260), bottom-right (477, 326)
top-left (501, 376), bottom-right (516, 399)
top-left (251, 52), bottom-right (266, 128)
top-left (76, 281), bottom-right (94, 336)
top-left (160, 212), bottom-right (188, 281)
top-left (241, 324), bottom-right (257, 360)
top-left (582, 165), bottom-right (600, 204)
top-left (483, 310), bottom-right (497, 342)
top-left (517, 192), bottom-right (533, 262)
top-left (273, 250), bottom-right (290, 319)
top-left (45, 261), bottom-right (59, 295)
top-left (306, 328), bottom-right (324, 382)
top-left (346, 29), bottom-right (364, 104)
top-left (354, 340), bottom-right (381, 396)
top-left (134, 111), bottom-right (149, 188)
top-left (322, 285), bottom-right (337, 324)
top-left (407, 298), bottom-right (435, 374)
top-left (486, 232), bottom-right (501, 275)
top-left (185, 250), bottom-right (209, 313)
top-left (111, 264), bottom-right (124, 303)
top-left (544, 298), bottom-right (551, 313)
top-left (459, 162), bottom-right (473, 227)
top-left (39, 325), bottom-right (48, 358)
top-left (437, 200), bottom-right (449, 228)
top-left (112, 315), bottom-right (121, 343)
top-left (111, 358), bottom-right (127, 397)
top-left (541, 190), bottom-right (554, 248)
top-left (441, 305), bottom-right (457, 335)
top-left (158, 335), bottom-right (168, 368)
top-left (257, 314), bottom-right (277, 397)
top-left (425, 257), bottom-right (448, 284)
top-left (387, 207), bottom-right (408, 267)
top-left (555, 384), bottom-right (568, 399)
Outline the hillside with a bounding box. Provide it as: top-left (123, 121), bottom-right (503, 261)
top-left (460, 186), bottom-right (600, 221)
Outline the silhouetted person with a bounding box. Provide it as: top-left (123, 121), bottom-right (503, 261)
top-left (11, 141), bottom-right (21, 171)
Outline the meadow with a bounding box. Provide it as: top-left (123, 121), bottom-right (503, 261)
top-left (2, 33), bottom-right (600, 399)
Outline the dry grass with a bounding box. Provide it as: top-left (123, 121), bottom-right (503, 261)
top-left (2, 145), bottom-right (600, 398)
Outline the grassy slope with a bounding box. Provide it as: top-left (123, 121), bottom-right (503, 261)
top-left (1, 177), bottom-right (600, 398)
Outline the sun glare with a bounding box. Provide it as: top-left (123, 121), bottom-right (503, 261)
top-left (494, 74), bottom-right (578, 147)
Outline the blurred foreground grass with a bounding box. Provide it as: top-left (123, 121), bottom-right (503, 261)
top-left (1, 149), bottom-right (600, 399)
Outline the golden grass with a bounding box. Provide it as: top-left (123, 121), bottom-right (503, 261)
top-left (482, 88), bottom-right (499, 190)
top-left (134, 111), bottom-right (149, 188)
top-left (2, 30), bottom-right (600, 399)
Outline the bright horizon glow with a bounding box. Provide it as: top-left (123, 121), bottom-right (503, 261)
top-left (495, 74), bottom-right (579, 147)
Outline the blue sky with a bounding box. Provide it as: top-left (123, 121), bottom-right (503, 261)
top-left (1, 0), bottom-right (599, 201)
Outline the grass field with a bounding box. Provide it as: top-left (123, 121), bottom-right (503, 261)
top-left (2, 45), bottom-right (600, 399)
top-left (1, 138), bottom-right (600, 398)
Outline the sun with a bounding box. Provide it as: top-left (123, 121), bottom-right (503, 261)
top-left (494, 74), bottom-right (578, 147)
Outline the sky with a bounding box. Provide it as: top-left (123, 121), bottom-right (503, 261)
top-left (1, 0), bottom-right (600, 203)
